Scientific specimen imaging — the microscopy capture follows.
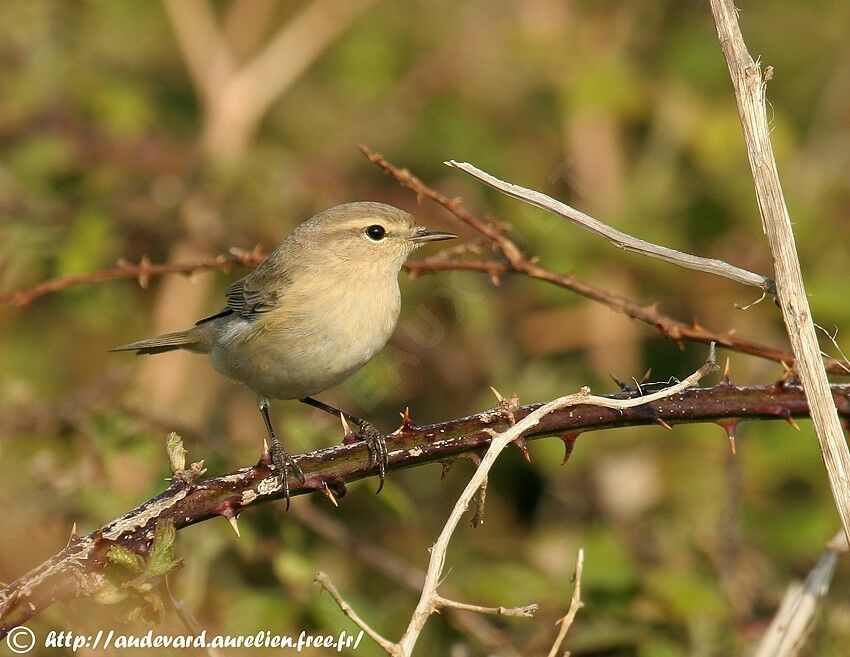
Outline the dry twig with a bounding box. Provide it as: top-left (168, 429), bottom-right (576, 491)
top-left (315, 572), bottom-right (395, 654)
top-left (393, 348), bottom-right (717, 656)
top-left (444, 160), bottom-right (774, 294)
top-left (292, 505), bottom-right (522, 657)
top-left (546, 548), bottom-right (585, 657)
top-left (0, 249), bottom-right (266, 307)
top-left (754, 531), bottom-right (849, 657)
top-left (709, 0), bottom-right (850, 542)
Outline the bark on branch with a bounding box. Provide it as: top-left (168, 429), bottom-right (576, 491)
top-left (2, 381), bottom-right (849, 637)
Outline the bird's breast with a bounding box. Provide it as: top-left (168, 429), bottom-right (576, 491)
top-left (211, 276), bottom-right (402, 399)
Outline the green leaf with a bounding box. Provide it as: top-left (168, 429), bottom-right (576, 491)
top-left (147, 519), bottom-right (183, 577)
top-left (106, 545), bottom-right (146, 576)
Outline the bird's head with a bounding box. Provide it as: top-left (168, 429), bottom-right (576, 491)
top-left (298, 201), bottom-right (456, 273)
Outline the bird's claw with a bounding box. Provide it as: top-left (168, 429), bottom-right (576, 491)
top-left (354, 420), bottom-right (388, 494)
top-left (268, 439), bottom-right (305, 511)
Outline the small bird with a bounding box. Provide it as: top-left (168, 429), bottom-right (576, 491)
top-left (113, 202), bottom-right (456, 505)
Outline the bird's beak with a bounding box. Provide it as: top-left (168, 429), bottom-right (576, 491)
top-left (410, 226), bottom-right (458, 243)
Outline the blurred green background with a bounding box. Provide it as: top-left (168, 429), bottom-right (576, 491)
top-left (1, 1), bottom-right (849, 655)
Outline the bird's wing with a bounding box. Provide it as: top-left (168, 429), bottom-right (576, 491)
top-left (224, 275), bottom-right (282, 318)
top-left (195, 254), bottom-right (293, 325)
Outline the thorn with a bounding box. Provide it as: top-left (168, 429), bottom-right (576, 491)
top-left (467, 451), bottom-right (483, 467)
top-left (722, 358), bottom-right (732, 384)
top-left (320, 482), bottom-right (339, 507)
top-left (716, 419), bottom-right (740, 455)
top-left (66, 522), bottom-right (78, 548)
top-left (640, 368), bottom-right (652, 384)
top-left (490, 386), bottom-right (503, 403)
top-left (513, 437), bottom-right (531, 462)
top-left (397, 406), bottom-right (415, 433)
top-left (222, 510), bottom-right (241, 537)
top-left (492, 389), bottom-right (520, 426)
top-left (766, 404), bottom-right (801, 431)
top-left (655, 417), bottom-right (673, 431)
top-left (561, 431), bottom-right (581, 465)
top-left (777, 361), bottom-right (798, 386)
top-left (340, 412), bottom-right (352, 436)
top-left (259, 439), bottom-right (273, 466)
top-left (339, 413), bottom-right (358, 445)
top-left (326, 478), bottom-right (348, 500)
top-left (609, 374), bottom-right (630, 392)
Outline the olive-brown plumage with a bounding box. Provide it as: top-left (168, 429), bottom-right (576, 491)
top-left (113, 202), bottom-right (456, 504)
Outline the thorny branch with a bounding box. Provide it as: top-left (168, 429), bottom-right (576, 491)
top-left (0, 248), bottom-right (267, 307)
top-left (390, 348), bottom-right (717, 656)
top-left (359, 147), bottom-right (848, 375)
top-left (3, 381), bottom-right (850, 637)
top-left (5, 152), bottom-right (848, 376)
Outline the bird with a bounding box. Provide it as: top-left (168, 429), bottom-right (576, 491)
top-left (112, 202), bottom-right (456, 507)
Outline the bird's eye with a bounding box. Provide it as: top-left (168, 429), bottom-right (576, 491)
top-left (365, 224), bottom-right (386, 241)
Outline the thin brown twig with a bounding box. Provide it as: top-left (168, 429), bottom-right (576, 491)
top-left (432, 595), bottom-right (537, 618)
top-left (359, 146), bottom-right (849, 376)
top-left (4, 151), bottom-right (849, 376)
top-left (315, 572), bottom-right (398, 656)
top-left (291, 505), bottom-right (522, 657)
top-left (0, 248), bottom-right (266, 307)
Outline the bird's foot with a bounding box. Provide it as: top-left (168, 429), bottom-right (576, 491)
top-left (268, 439), bottom-right (306, 511)
top-left (350, 419), bottom-right (388, 494)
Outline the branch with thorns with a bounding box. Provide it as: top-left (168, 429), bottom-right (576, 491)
top-left (4, 149), bottom-right (848, 376)
top-left (315, 349), bottom-right (716, 656)
top-left (4, 374), bottom-right (850, 637)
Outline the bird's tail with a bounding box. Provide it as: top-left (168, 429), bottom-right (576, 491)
top-left (111, 328), bottom-right (206, 355)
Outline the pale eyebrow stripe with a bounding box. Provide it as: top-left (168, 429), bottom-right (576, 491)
top-left (328, 218), bottom-right (406, 236)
